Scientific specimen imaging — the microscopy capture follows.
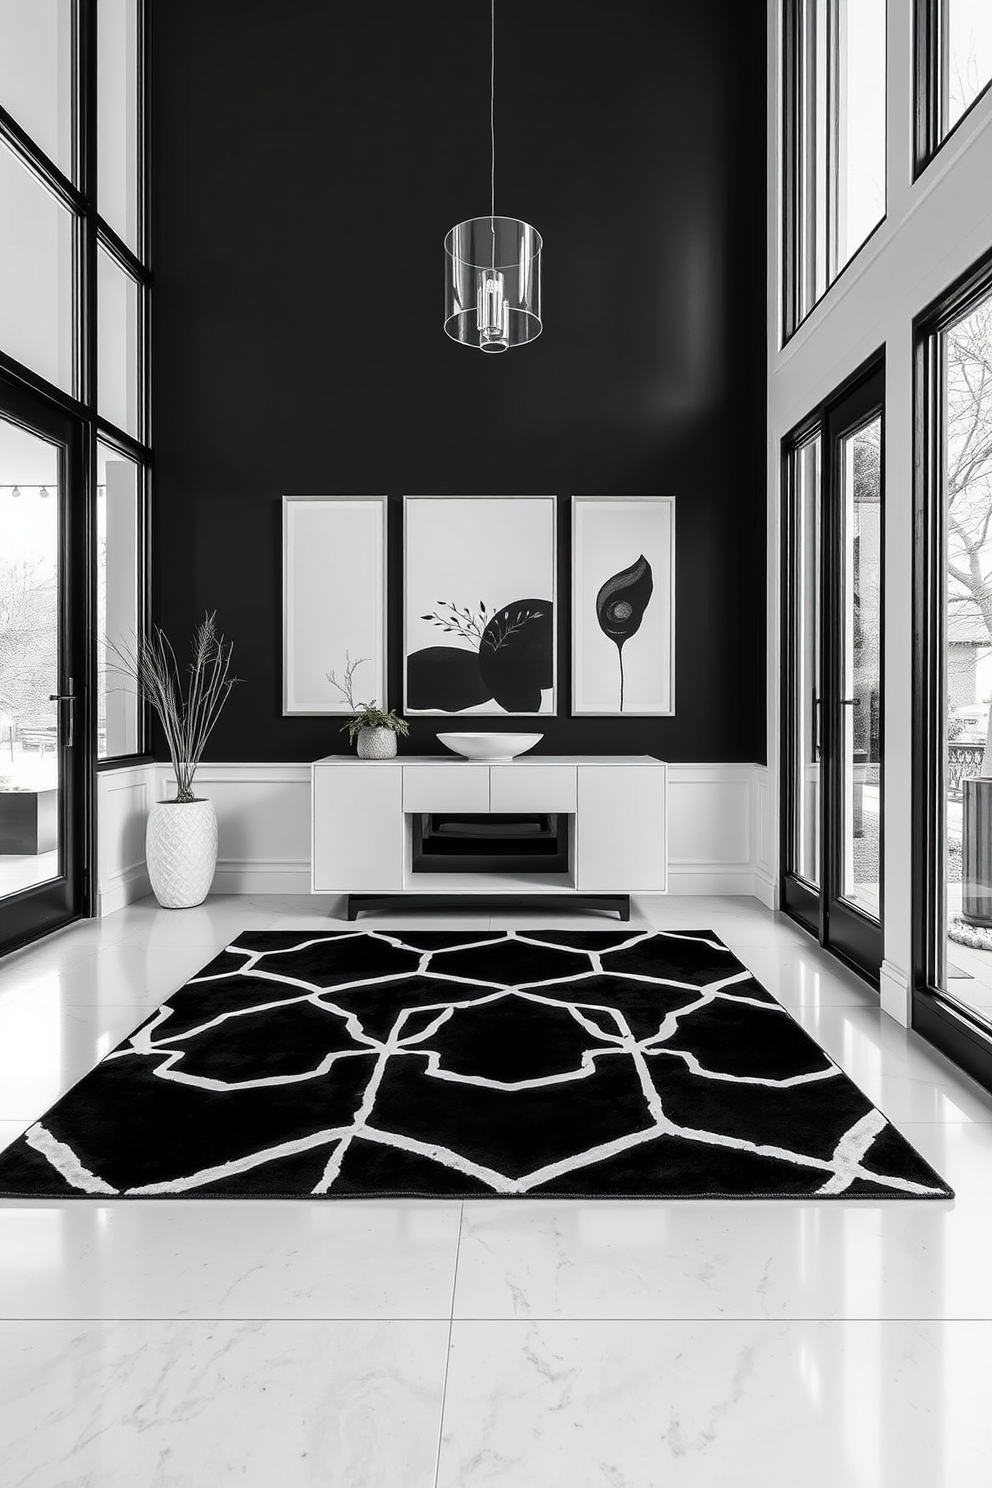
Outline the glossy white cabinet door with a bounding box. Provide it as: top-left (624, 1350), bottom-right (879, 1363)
top-left (312, 764), bottom-right (404, 891)
top-left (402, 765), bottom-right (490, 814)
top-left (490, 765), bottom-right (577, 814)
top-left (575, 764), bottom-right (667, 892)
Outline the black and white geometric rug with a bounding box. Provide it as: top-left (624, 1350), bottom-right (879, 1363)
top-left (0, 929), bottom-right (953, 1200)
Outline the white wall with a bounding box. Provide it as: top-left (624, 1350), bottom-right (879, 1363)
top-left (97, 761), bottom-right (776, 909)
top-left (766, 0), bottom-right (992, 1024)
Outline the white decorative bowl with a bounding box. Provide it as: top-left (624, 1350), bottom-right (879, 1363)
top-left (437, 732), bottom-right (543, 763)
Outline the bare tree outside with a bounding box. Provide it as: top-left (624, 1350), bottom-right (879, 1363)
top-left (944, 300), bottom-right (992, 771)
top-left (0, 555), bottom-right (57, 730)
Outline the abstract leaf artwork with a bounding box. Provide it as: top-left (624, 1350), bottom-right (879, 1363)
top-left (596, 554), bottom-right (655, 711)
top-left (404, 496), bottom-right (556, 715)
top-left (573, 497), bottom-right (675, 716)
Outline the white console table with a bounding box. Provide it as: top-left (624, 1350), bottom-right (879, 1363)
top-left (311, 755), bottom-right (667, 915)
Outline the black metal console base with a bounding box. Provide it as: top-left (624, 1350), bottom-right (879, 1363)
top-left (346, 894), bottom-right (630, 922)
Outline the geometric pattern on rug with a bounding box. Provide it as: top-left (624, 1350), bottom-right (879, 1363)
top-left (0, 929), bottom-right (954, 1200)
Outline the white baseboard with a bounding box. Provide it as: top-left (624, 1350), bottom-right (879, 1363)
top-left (667, 870), bottom-right (763, 898)
top-left (751, 863), bottom-right (778, 910)
top-left (97, 759), bottom-right (776, 905)
top-left (212, 860), bottom-right (313, 895)
top-left (97, 864), bottom-right (151, 916)
top-left (880, 958), bottom-right (912, 1028)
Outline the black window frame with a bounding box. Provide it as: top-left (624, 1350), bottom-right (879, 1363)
top-left (780, 411), bottom-right (823, 927)
top-left (915, 0), bottom-right (992, 178)
top-left (782, 0), bottom-right (888, 344)
top-left (781, 351), bottom-right (886, 989)
top-left (913, 245), bottom-right (992, 1097)
top-left (0, 0), bottom-right (152, 781)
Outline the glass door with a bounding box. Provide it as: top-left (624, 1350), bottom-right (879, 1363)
top-left (0, 376), bottom-right (87, 952)
top-left (782, 427), bottom-right (822, 937)
top-left (824, 372), bottom-right (884, 975)
top-left (783, 362), bottom-right (884, 983)
top-left (914, 255), bottom-right (992, 1092)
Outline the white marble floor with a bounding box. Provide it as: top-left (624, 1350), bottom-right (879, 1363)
top-left (1, 893), bottom-right (991, 1486)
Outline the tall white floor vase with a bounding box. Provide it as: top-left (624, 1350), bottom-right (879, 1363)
top-left (146, 799), bottom-right (218, 909)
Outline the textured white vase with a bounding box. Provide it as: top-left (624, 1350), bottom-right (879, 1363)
top-left (356, 727), bottom-right (397, 760)
top-left (146, 798), bottom-right (218, 909)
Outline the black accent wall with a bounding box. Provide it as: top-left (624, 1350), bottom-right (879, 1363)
top-left (149, 0), bottom-right (766, 761)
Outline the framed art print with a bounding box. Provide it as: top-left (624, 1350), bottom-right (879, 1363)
top-left (403, 495), bottom-right (556, 715)
top-left (571, 495), bottom-right (675, 716)
top-left (282, 495), bottom-right (387, 715)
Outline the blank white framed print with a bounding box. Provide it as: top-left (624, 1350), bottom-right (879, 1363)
top-left (282, 495), bottom-right (387, 715)
top-left (571, 495), bottom-right (675, 716)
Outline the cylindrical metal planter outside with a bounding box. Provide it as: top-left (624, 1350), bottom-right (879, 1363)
top-left (961, 776), bottom-right (992, 926)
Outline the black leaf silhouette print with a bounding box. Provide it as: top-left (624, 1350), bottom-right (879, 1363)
top-left (595, 555), bottom-right (654, 711)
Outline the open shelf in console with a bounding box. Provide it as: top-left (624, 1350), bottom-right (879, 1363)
top-left (410, 810), bottom-right (569, 875)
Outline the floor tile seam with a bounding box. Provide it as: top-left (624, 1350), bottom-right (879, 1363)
top-left (3, 1316), bottom-right (992, 1326)
top-left (433, 1204), bottom-right (465, 1488)
top-left (0, 1315), bottom-right (462, 1324)
top-left (772, 1000), bottom-right (882, 1008)
top-left (441, 1315), bottom-right (992, 1326)
top-left (2, 1008), bottom-right (173, 1020)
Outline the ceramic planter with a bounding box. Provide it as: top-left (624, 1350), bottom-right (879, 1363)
top-left (146, 798), bottom-right (218, 908)
top-left (356, 727), bottom-right (398, 760)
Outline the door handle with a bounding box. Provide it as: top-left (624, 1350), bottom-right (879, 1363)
top-left (840, 697), bottom-right (861, 706)
top-left (49, 678), bottom-right (75, 748)
top-left (812, 690), bottom-right (821, 761)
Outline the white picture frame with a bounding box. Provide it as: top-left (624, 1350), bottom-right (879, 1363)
top-left (571, 495), bottom-right (675, 716)
top-left (282, 495), bottom-right (387, 716)
top-left (403, 495), bottom-right (557, 716)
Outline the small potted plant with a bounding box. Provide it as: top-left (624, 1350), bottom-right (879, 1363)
top-left (327, 652), bottom-right (408, 759)
top-left (343, 702), bottom-right (409, 759)
top-left (110, 614), bottom-right (238, 908)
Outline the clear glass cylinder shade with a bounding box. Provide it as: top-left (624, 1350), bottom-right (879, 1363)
top-left (444, 216), bottom-right (542, 352)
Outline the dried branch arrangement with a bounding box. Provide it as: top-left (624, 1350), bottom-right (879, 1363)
top-left (109, 614), bottom-right (238, 803)
top-left (326, 651), bottom-right (369, 711)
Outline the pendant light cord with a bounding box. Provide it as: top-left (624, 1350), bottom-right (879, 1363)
top-left (490, 0), bottom-right (496, 263)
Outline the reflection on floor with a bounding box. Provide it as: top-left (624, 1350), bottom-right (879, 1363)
top-left (851, 781), bottom-right (880, 918)
top-left (946, 885), bottom-right (992, 1024)
top-left (0, 744), bottom-right (59, 901)
top-left (0, 851), bottom-right (58, 900)
top-left (0, 894), bottom-right (990, 1485)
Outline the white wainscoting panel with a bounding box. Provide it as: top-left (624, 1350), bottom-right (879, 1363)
top-left (665, 764), bottom-right (756, 897)
top-left (96, 763), bottom-right (156, 914)
top-left (752, 765), bottom-right (777, 909)
top-left (159, 764), bottom-right (314, 895)
top-left (99, 761), bottom-right (774, 906)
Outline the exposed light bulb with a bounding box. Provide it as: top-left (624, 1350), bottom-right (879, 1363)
top-left (477, 267), bottom-right (509, 352)
top-left (38, 486), bottom-right (49, 498)
top-left (10, 486), bottom-right (20, 498)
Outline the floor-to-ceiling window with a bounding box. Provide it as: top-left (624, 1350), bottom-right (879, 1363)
top-left (783, 0), bottom-right (887, 337)
top-left (782, 360), bottom-right (885, 984)
top-left (784, 427), bottom-right (822, 896)
top-left (0, 0), bottom-right (149, 949)
top-left (916, 0), bottom-right (992, 170)
top-left (915, 250), bottom-right (992, 1086)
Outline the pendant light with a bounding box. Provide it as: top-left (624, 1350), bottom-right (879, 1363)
top-left (444, 0), bottom-right (542, 352)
